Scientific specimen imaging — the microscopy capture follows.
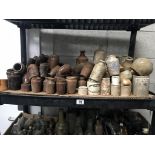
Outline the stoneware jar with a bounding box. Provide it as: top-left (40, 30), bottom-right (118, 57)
top-left (133, 76), bottom-right (149, 97)
top-left (111, 84), bottom-right (121, 96)
top-left (39, 63), bottom-right (49, 78)
top-left (122, 79), bottom-right (131, 86)
top-left (31, 77), bottom-right (42, 93)
top-left (76, 51), bottom-right (88, 64)
top-left (101, 78), bottom-right (110, 96)
top-left (73, 63), bottom-right (85, 75)
top-left (78, 86), bottom-right (88, 95)
top-left (49, 65), bottom-right (60, 77)
top-left (0, 79), bottom-right (8, 91)
top-left (121, 85), bottom-right (131, 97)
top-left (112, 76), bottom-right (120, 85)
top-left (121, 57), bottom-right (133, 70)
top-left (13, 63), bottom-right (26, 75)
top-left (131, 58), bottom-right (153, 76)
top-left (106, 55), bottom-right (120, 76)
top-left (120, 70), bottom-right (132, 82)
top-left (93, 50), bottom-right (106, 64)
top-left (66, 76), bottom-right (78, 94)
top-left (46, 77), bottom-right (55, 94)
top-left (89, 60), bottom-right (106, 82)
top-left (48, 54), bottom-right (59, 70)
top-left (80, 62), bottom-right (94, 79)
top-left (57, 64), bottom-right (72, 77)
top-left (21, 83), bottom-right (31, 92)
top-left (27, 64), bottom-right (39, 80)
top-left (87, 79), bottom-right (100, 95)
top-left (56, 78), bottom-right (66, 95)
top-left (78, 76), bottom-right (87, 87)
top-left (7, 70), bottom-right (22, 90)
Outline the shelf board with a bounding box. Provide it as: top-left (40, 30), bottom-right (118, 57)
top-left (0, 90), bottom-right (155, 110)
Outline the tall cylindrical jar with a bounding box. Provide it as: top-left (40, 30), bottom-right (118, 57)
top-left (43, 78), bottom-right (48, 92)
top-left (111, 85), bottom-right (121, 96)
top-left (78, 76), bottom-right (87, 87)
top-left (133, 76), bottom-right (150, 97)
top-left (66, 76), bottom-right (77, 94)
top-left (101, 78), bottom-right (110, 95)
top-left (93, 50), bottom-right (106, 64)
top-left (106, 55), bottom-right (120, 76)
top-left (46, 77), bottom-right (55, 94)
top-left (31, 77), bottom-right (42, 93)
top-left (27, 64), bottom-right (39, 80)
top-left (121, 85), bottom-right (131, 97)
top-left (56, 79), bottom-right (66, 95)
top-left (48, 55), bottom-right (59, 70)
top-left (87, 79), bottom-right (100, 95)
top-left (89, 60), bottom-right (106, 82)
top-left (39, 63), bottom-right (49, 78)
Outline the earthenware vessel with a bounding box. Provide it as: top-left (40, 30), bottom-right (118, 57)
top-left (93, 50), bottom-right (106, 64)
top-left (48, 54), bottom-right (59, 70)
top-left (31, 77), bottom-right (42, 93)
top-left (121, 85), bottom-right (131, 96)
top-left (39, 63), bottom-right (49, 77)
top-left (120, 70), bottom-right (132, 81)
top-left (49, 65), bottom-right (60, 77)
top-left (111, 84), bottom-right (121, 96)
top-left (87, 79), bottom-right (100, 95)
top-left (27, 64), bottom-right (39, 80)
top-left (78, 86), bottom-right (88, 95)
top-left (89, 60), bottom-right (106, 82)
top-left (56, 78), bottom-right (66, 95)
top-left (101, 78), bottom-right (110, 96)
top-left (78, 76), bottom-right (87, 87)
top-left (66, 76), bottom-right (77, 94)
top-left (57, 64), bottom-right (72, 77)
top-left (13, 63), bottom-right (26, 75)
top-left (21, 83), bottom-right (31, 92)
top-left (46, 77), bottom-right (55, 94)
top-left (112, 76), bottom-right (120, 85)
top-left (76, 51), bottom-right (88, 64)
top-left (0, 79), bottom-right (8, 91)
top-left (131, 58), bottom-right (153, 76)
top-left (121, 57), bottom-right (133, 70)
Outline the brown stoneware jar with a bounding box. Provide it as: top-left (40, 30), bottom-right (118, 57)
top-left (13, 63), bottom-right (26, 75)
top-left (39, 63), bottom-right (49, 78)
top-left (21, 83), bottom-right (31, 92)
top-left (27, 64), bottom-right (39, 80)
top-left (49, 65), bottom-right (60, 77)
top-left (72, 63), bottom-right (85, 75)
top-left (7, 70), bottom-right (22, 90)
top-left (31, 77), bottom-right (42, 93)
top-left (48, 55), bottom-right (59, 70)
top-left (76, 51), bottom-right (88, 64)
top-left (56, 78), bottom-right (66, 95)
top-left (46, 77), bottom-right (55, 94)
top-left (78, 76), bottom-right (87, 87)
top-left (66, 76), bottom-right (78, 94)
top-left (57, 64), bottom-right (72, 77)
top-left (0, 79), bottom-right (8, 91)
top-left (43, 78), bottom-right (48, 92)
top-left (80, 62), bottom-right (94, 79)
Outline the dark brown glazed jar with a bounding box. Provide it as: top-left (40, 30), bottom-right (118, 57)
top-left (39, 63), bottom-right (49, 78)
top-left (48, 55), bottom-right (59, 70)
top-left (21, 83), bottom-right (31, 92)
top-left (66, 76), bottom-right (78, 94)
top-left (7, 70), bottom-right (22, 90)
top-left (80, 62), bottom-right (94, 79)
top-left (49, 65), bottom-right (60, 77)
top-left (78, 76), bottom-right (87, 87)
top-left (13, 63), bottom-right (26, 75)
top-left (27, 64), bottom-right (39, 80)
top-left (57, 64), bottom-right (72, 77)
top-left (76, 51), bottom-right (88, 64)
top-left (31, 77), bottom-right (42, 93)
top-left (56, 78), bottom-right (66, 95)
top-left (46, 77), bottom-right (55, 94)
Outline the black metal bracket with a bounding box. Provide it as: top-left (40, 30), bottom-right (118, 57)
top-left (128, 30), bottom-right (137, 57)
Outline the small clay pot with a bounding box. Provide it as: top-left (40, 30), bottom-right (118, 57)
top-left (13, 63), bottom-right (26, 75)
top-left (56, 79), bottom-right (66, 95)
top-left (21, 83), bottom-right (31, 92)
top-left (31, 77), bottom-right (42, 93)
top-left (87, 79), bottom-right (100, 95)
top-left (80, 62), bottom-right (94, 79)
top-left (111, 85), bottom-right (121, 96)
top-left (78, 76), bottom-right (87, 87)
top-left (48, 55), bottom-right (59, 70)
top-left (76, 51), bottom-right (88, 64)
top-left (27, 64), bottom-right (39, 80)
top-left (57, 64), bottom-right (72, 76)
top-left (0, 79), bottom-right (8, 91)
top-left (39, 63), bottom-right (49, 77)
top-left (121, 57), bottom-right (133, 70)
top-left (66, 76), bottom-right (78, 94)
top-left (46, 77), bottom-right (55, 94)
top-left (49, 65), bottom-right (60, 77)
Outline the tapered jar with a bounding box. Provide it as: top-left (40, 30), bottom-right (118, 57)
top-left (45, 77), bottom-right (55, 94)
top-left (31, 77), bottom-right (42, 93)
top-left (66, 76), bottom-right (78, 94)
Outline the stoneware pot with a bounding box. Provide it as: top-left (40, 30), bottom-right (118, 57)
top-left (46, 77), bottom-right (55, 94)
top-left (90, 60), bottom-right (106, 82)
top-left (48, 54), bottom-right (59, 70)
top-left (101, 78), bottom-right (110, 96)
top-left (31, 77), bottom-right (42, 93)
top-left (80, 62), bottom-right (94, 79)
top-left (56, 79), bottom-right (66, 95)
top-left (93, 50), bottom-right (106, 64)
top-left (121, 57), bottom-right (133, 70)
top-left (21, 83), bottom-right (31, 92)
top-left (120, 70), bottom-right (132, 81)
top-left (43, 78), bottom-right (48, 92)
top-left (78, 86), bottom-right (88, 95)
top-left (76, 51), bottom-right (88, 64)
top-left (78, 76), bottom-right (87, 87)
top-left (121, 85), bottom-right (131, 97)
top-left (131, 58), bottom-right (153, 76)
top-left (13, 63), bottom-right (26, 75)
top-left (57, 64), bottom-right (72, 77)
top-left (39, 63), bottom-right (49, 78)
top-left (27, 64), bottom-right (39, 80)
top-left (87, 79), bottom-right (100, 95)
top-left (111, 76), bottom-right (120, 85)
top-left (49, 65), bottom-right (60, 77)
top-left (73, 63), bottom-right (85, 75)
top-left (66, 76), bottom-right (78, 94)
top-left (106, 55), bottom-right (120, 76)
top-left (111, 84), bottom-right (121, 96)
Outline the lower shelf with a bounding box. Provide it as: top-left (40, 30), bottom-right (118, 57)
top-left (0, 90), bottom-right (155, 109)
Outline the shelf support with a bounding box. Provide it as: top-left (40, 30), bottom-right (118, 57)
top-left (20, 28), bottom-right (29, 113)
top-left (128, 30), bottom-right (137, 57)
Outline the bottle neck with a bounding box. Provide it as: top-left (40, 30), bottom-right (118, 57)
top-left (80, 51), bottom-right (85, 56)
